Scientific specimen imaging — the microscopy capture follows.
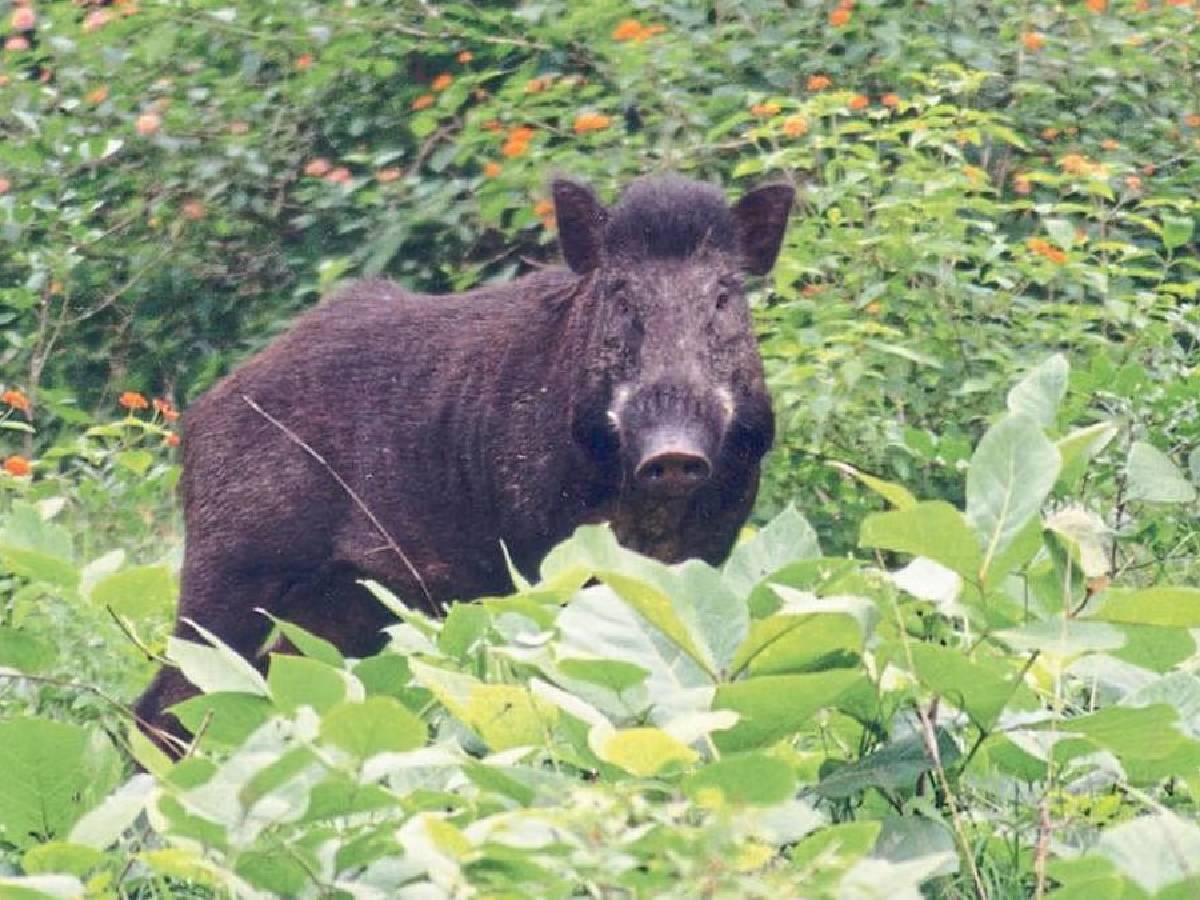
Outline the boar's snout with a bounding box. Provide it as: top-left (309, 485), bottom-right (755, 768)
top-left (634, 438), bottom-right (713, 495)
top-left (615, 380), bottom-right (729, 497)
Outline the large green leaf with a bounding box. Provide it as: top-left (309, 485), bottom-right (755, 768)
top-left (89, 564), bottom-right (176, 619)
top-left (907, 642), bottom-right (1029, 730)
top-left (1125, 441), bottom-right (1196, 503)
top-left (1006, 353), bottom-right (1068, 428)
top-left (319, 696), bottom-right (428, 760)
top-left (813, 731), bottom-right (959, 799)
top-left (965, 413), bottom-right (1061, 577)
top-left (1090, 587), bottom-right (1200, 628)
top-left (722, 504), bottom-right (822, 597)
top-left (682, 752), bottom-right (797, 806)
top-left (713, 669), bottom-right (863, 752)
top-left (0, 720), bottom-right (122, 849)
top-left (859, 501), bottom-right (982, 584)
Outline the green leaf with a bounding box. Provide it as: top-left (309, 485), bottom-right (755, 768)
top-left (0, 720), bottom-right (121, 849)
top-left (1125, 441), bottom-right (1196, 503)
top-left (558, 658), bottom-right (650, 694)
top-left (859, 501), bottom-right (982, 584)
top-left (1007, 354), bottom-right (1068, 428)
top-left (89, 564), bottom-right (176, 619)
top-left (828, 462), bottom-right (917, 510)
top-left (1045, 219), bottom-right (1076, 252)
top-left (683, 752), bottom-right (797, 805)
top-left (1056, 422), bottom-right (1119, 491)
top-left (21, 842), bottom-right (103, 877)
top-left (319, 696), bottom-right (428, 760)
top-left (1161, 214), bottom-right (1194, 251)
top-left (167, 633), bottom-right (268, 696)
top-left (1094, 812), bottom-right (1200, 894)
top-left (260, 614), bottom-right (345, 667)
top-left (589, 726), bottom-right (698, 777)
top-left (439, 602), bottom-right (491, 659)
top-left (722, 504), bottom-right (822, 597)
top-left (68, 774), bottom-right (155, 851)
top-left (732, 612), bottom-right (863, 678)
top-left (996, 619), bottom-right (1126, 655)
top-left (268, 654), bottom-right (349, 714)
top-left (0, 627), bottom-right (55, 673)
top-left (908, 643), bottom-right (1026, 730)
top-left (1090, 587), bottom-right (1200, 628)
top-left (714, 669), bottom-right (863, 752)
top-left (169, 693), bottom-right (272, 746)
top-left (115, 449), bottom-right (154, 475)
top-left (791, 821), bottom-right (881, 871)
top-left (813, 731), bottom-right (959, 799)
top-left (965, 413), bottom-right (1061, 578)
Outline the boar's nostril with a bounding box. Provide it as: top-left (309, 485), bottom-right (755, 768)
top-left (635, 450), bottom-right (713, 494)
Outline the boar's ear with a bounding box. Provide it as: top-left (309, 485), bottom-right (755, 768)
top-left (731, 182), bottom-right (795, 275)
top-left (552, 178), bottom-right (609, 274)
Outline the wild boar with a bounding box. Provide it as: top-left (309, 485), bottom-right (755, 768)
top-left (135, 173), bottom-right (793, 744)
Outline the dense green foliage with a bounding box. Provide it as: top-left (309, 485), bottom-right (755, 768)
top-left (1, 0), bottom-right (1198, 896)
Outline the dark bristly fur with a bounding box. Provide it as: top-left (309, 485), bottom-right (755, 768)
top-left (135, 174), bottom-right (794, 750)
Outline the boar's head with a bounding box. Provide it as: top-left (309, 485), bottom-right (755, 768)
top-left (552, 174), bottom-right (793, 551)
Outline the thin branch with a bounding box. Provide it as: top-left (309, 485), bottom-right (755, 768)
top-left (240, 394), bottom-right (435, 611)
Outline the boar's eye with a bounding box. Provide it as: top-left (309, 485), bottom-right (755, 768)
top-left (715, 288), bottom-right (731, 311)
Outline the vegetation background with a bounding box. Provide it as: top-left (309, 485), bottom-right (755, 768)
top-left (0, 0), bottom-right (1198, 897)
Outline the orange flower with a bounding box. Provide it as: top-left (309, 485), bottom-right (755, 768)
top-left (1133, 0), bottom-right (1150, 8)
top-left (848, 94), bottom-right (870, 111)
top-left (163, 432), bottom-right (180, 448)
top-left (502, 138), bottom-right (528, 158)
top-left (86, 85), bottom-right (109, 105)
top-left (5, 36), bottom-right (30, 52)
top-left (1059, 153), bottom-right (1099, 175)
top-left (296, 53), bottom-right (314, 70)
top-left (829, 8), bottom-right (851, 26)
top-left (1185, 114), bottom-right (1200, 128)
top-left (751, 101), bottom-right (780, 118)
top-left (508, 126), bottom-right (535, 143)
top-left (573, 112), bottom-right (612, 134)
top-left (0, 178), bottom-right (9, 195)
top-left (524, 77), bottom-right (547, 93)
top-left (3, 455), bottom-right (31, 477)
top-left (1085, 0), bottom-right (1106, 11)
top-left (376, 167), bottom-right (401, 183)
top-left (1027, 237), bottom-right (1067, 264)
top-left (881, 93), bottom-right (900, 108)
top-left (119, 391), bottom-right (149, 410)
top-left (10, 7), bottom-right (36, 30)
top-left (962, 164), bottom-right (986, 185)
top-left (152, 398), bottom-right (180, 421)
top-left (229, 121), bottom-right (250, 135)
top-left (802, 284), bottom-right (824, 297)
top-left (457, 50), bottom-right (473, 63)
top-left (807, 74), bottom-right (832, 91)
top-left (411, 93), bottom-right (435, 111)
top-left (613, 19), bottom-right (663, 42)
top-left (304, 158), bottom-right (332, 177)
top-left (483, 161), bottom-right (502, 178)
top-left (1013, 174), bottom-right (1032, 194)
top-left (2, 389), bottom-right (30, 414)
top-left (865, 301), bottom-right (882, 316)
top-left (1041, 127), bottom-right (1060, 141)
top-left (1100, 138), bottom-right (1119, 150)
top-left (1021, 31), bottom-right (1046, 52)
top-left (325, 166), bottom-right (352, 184)
top-left (181, 200), bottom-right (205, 221)
top-left (135, 112), bottom-right (161, 136)
top-left (782, 115), bottom-right (809, 137)
top-left (1141, 163), bottom-right (1156, 175)
top-left (1124, 175), bottom-right (1142, 191)
top-left (432, 73), bottom-right (453, 92)
top-left (533, 199), bottom-right (554, 218)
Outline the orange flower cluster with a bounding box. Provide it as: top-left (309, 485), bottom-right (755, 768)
top-left (152, 397), bottom-right (180, 421)
top-left (1099, 138), bottom-right (1119, 150)
top-left (829, 8), bottom-right (852, 27)
top-left (1058, 153), bottom-right (1105, 176)
top-left (411, 93), bottom-right (435, 111)
top-left (1027, 237), bottom-right (1067, 264)
top-left (881, 93), bottom-right (900, 108)
top-left (1013, 173), bottom-right (1032, 194)
top-left (119, 391), bottom-right (149, 410)
top-left (295, 53), bottom-right (314, 71)
top-left (432, 73), bottom-right (453, 92)
top-left (573, 112), bottom-right (612, 134)
top-left (135, 112), bottom-right (161, 136)
top-left (3, 455), bottom-right (31, 477)
top-left (782, 115), bottom-right (808, 137)
top-left (0, 178), bottom-right (10, 195)
top-left (751, 101), bottom-right (780, 118)
top-left (612, 19), bottom-right (665, 42)
top-left (376, 167), bottom-right (401, 183)
top-left (2, 388), bottom-right (29, 414)
top-left (1185, 114), bottom-right (1200, 128)
top-left (1085, 0), bottom-right (1107, 11)
top-left (1124, 174), bottom-right (1142, 191)
top-left (305, 158), bottom-right (331, 177)
top-left (1022, 31), bottom-right (1046, 52)
top-left (483, 161), bottom-right (502, 178)
top-left (163, 432), bottom-right (180, 447)
top-left (807, 74), bottom-right (832, 91)
top-left (86, 85), bottom-right (109, 105)
top-left (457, 50), bottom-right (473, 64)
top-left (848, 94), bottom-right (870, 110)
top-left (525, 77), bottom-right (550, 93)
top-left (503, 125), bottom-right (534, 158)
top-left (10, 7), bottom-right (36, 30)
